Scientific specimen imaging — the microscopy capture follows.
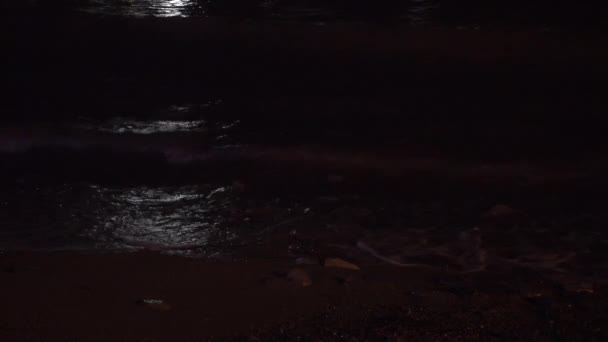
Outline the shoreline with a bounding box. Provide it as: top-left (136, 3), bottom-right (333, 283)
top-left (3, 8), bottom-right (608, 340)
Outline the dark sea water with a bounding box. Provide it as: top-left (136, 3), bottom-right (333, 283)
top-left (0, 101), bottom-right (606, 281)
top-left (9, 0), bottom-right (608, 29)
top-left (2, 0), bottom-right (608, 284)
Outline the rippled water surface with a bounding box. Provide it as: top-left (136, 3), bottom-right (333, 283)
top-left (1, 178), bottom-right (606, 279)
top-left (96, 119), bottom-right (206, 134)
top-left (0, 184), bottom-right (233, 252)
top-left (70, 0), bottom-right (438, 23)
top-left (28, 0), bottom-right (603, 28)
top-left (83, 185), bottom-right (237, 250)
top-left (79, 0), bottom-right (205, 17)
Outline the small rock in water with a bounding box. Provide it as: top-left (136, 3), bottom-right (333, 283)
top-left (287, 268), bottom-right (312, 287)
top-left (324, 258), bottom-right (360, 270)
top-left (295, 257), bottom-right (319, 265)
top-left (135, 299), bottom-right (173, 311)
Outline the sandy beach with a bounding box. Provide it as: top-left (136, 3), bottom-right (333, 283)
top-left (1, 250), bottom-right (606, 341)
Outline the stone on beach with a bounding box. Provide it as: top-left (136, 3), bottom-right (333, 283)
top-left (287, 268), bottom-right (312, 287)
top-left (136, 299), bottom-right (174, 311)
top-left (295, 257), bottom-right (319, 265)
top-left (324, 257), bottom-right (360, 270)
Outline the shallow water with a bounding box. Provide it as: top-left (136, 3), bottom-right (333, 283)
top-left (0, 183), bottom-right (262, 254)
top-left (1, 176), bottom-right (606, 281)
top-left (0, 101), bottom-right (605, 265)
top-left (1, 113), bottom-right (606, 277)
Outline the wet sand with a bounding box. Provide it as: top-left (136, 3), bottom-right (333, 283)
top-left (1, 250), bottom-right (606, 341)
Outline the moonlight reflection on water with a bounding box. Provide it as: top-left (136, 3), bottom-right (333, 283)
top-left (154, 0), bottom-right (190, 17)
top-left (96, 119), bottom-right (206, 134)
top-left (76, 0), bottom-right (437, 23)
top-left (80, 0), bottom-right (201, 17)
top-left (0, 183), bottom-right (243, 253)
top-left (88, 185), bottom-right (239, 251)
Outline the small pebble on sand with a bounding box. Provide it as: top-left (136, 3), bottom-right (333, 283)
top-left (324, 258), bottom-right (360, 270)
top-left (287, 268), bottom-right (312, 287)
